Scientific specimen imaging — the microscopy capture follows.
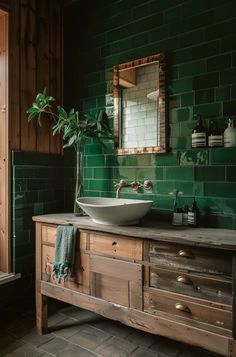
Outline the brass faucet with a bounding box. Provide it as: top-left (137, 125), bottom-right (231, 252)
top-left (114, 179), bottom-right (152, 199)
top-left (114, 179), bottom-right (140, 199)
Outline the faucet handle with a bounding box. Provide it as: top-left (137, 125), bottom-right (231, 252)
top-left (114, 179), bottom-right (127, 188)
top-left (143, 180), bottom-right (152, 190)
top-left (130, 180), bottom-right (140, 191)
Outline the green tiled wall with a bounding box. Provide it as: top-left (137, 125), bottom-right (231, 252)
top-left (64, 0), bottom-right (236, 229)
top-left (12, 151), bottom-right (65, 274)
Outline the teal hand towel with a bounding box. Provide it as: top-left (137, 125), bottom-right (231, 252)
top-left (52, 225), bottom-right (77, 283)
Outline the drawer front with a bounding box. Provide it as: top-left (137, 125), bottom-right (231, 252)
top-left (42, 225), bottom-right (56, 244)
top-left (144, 288), bottom-right (232, 331)
top-left (89, 232), bottom-right (142, 260)
top-left (150, 266), bottom-right (232, 305)
top-left (149, 242), bottom-right (232, 276)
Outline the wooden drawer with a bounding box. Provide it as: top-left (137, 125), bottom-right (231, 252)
top-left (150, 266), bottom-right (232, 305)
top-left (42, 225), bottom-right (56, 244)
top-left (149, 242), bottom-right (232, 276)
top-left (89, 232), bottom-right (142, 261)
top-left (144, 288), bottom-right (232, 331)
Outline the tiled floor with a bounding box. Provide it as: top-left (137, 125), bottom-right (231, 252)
top-left (0, 297), bottom-right (222, 357)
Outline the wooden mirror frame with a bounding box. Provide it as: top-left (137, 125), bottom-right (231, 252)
top-left (113, 53), bottom-right (167, 155)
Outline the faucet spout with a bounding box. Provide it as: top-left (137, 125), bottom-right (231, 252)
top-left (114, 179), bottom-right (140, 199)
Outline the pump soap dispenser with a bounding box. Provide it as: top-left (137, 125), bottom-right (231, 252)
top-left (224, 119), bottom-right (236, 147)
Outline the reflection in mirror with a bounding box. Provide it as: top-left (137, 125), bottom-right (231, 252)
top-left (113, 53), bottom-right (167, 155)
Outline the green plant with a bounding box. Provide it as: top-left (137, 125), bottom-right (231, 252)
top-left (27, 88), bottom-right (112, 213)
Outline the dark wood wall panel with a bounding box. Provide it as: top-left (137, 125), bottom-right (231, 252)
top-left (1, 0), bottom-right (63, 154)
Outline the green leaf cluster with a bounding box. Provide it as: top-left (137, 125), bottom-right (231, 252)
top-left (27, 88), bottom-right (112, 152)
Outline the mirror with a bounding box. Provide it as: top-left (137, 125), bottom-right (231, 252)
top-left (113, 53), bottom-right (167, 155)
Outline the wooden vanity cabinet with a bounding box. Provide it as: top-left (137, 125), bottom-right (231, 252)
top-left (34, 215), bottom-right (236, 357)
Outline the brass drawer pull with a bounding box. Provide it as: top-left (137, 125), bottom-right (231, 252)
top-left (175, 303), bottom-right (191, 314)
top-left (177, 275), bottom-right (193, 285)
top-left (178, 249), bottom-right (194, 258)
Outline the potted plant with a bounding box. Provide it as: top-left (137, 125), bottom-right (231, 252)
top-left (27, 88), bottom-right (112, 215)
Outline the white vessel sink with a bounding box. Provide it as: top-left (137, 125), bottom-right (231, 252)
top-left (77, 197), bottom-right (153, 225)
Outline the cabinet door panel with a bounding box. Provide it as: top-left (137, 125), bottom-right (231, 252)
top-left (90, 255), bottom-right (142, 309)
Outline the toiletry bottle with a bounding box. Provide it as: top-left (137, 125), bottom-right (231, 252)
top-left (208, 120), bottom-right (223, 147)
top-left (182, 204), bottom-right (189, 226)
top-left (224, 118), bottom-right (236, 147)
top-left (172, 207), bottom-right (183, 226)
top-left (188, 197), bottom-right (199, 227)
top-left (172, 191), bottom-right (183, 226)
top-left (191, 115), bottom-right (207, 148)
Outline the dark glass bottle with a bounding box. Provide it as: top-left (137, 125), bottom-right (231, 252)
top-left (191, 115), bottom-right (207, 148)
top-left (182, 204), bottom-right (189, 226)
top-left (208, 120), bottom-right (223, 147)
top-left (188, 197), bottom-right (199, 227)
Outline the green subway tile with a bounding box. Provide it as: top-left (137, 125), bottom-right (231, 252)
top-left (86, 155), bottom-right (105, 167)
top-left (132, 3), bottom-right (149, 19)
top-left (149, 25), bottom-right (169, 43)
top-left (197, 197), bottom-right (223, 214)
top-left (204, 182), bottom-right (236, 198)
top-left (193, 103), bottom-right (221, 118)
top-left (169, 66), bottom-right (179, 81)
top-left (170, 136), bottom-right (189, 150)
top-left (207, 54), bottom-right (231, 72)
top-left (155, 196), bottom-right (173, 210)
top-left (170, 123), bottom-right (180, 136)
top-left (85, 72), bottom-right (101, 85)
top-left (223, 101), bottom-right (236, 116)
top-left (226, 166), bottom-right (236, 181)
top-left (93, 167), bottom-right (111, 179)
top-left (179, 60), bottom-right (206, 78)
top-left (111, 38), bottom-right (133, 54)
top-left (179, 122), bottom-right (193, 137)
top-left (224, 199), bottom-right (236, 214)
top-left (195, 89), bottom-right (214, 105)
top-left (84, 167), bottom-right (93, 179)
top-left (222, 34), bottom-right (236, 52)
top-left (207, 214), bottom-right (233, 229)
top-left (155, 181), bottom-right (175, 195)
top-left (171, 48), bottom-right (192, 65)
top-left (206, 20), bottom-right (234, 41)
top-left (38, 190), bottom-right (54, 201)
top-left (89, 179), bottom-right (110, 191)
top-left (171, 78), bottom-right (192, 94)
top-left (164, 5), bottom-right (181, 22)
top-left (216, 86), bottom-right (230, 101)
top-left (176, 107), bottom-right (192, 122)
top-left (85, 144), bottom-right (103, 155)
top-left (156, 153), bottom-right (177, 166)
top-left (221, 69), bottom-right (236, 86)
top-left (173, 182), bottom-right (195, 196)
top-left (166, 166), bottom-right (194, 181)
top-left (232, 85), bottom-right (236, 100)
top-left (179, 28), bottom-right (204, 47)
top-left (195, 166), bottom-right (225, 181)
top-left (132, 32), bottom-right (149, 48)
top-left (181, 93), bottom-right (194, 106)
top-left (193, 72), bottom-right (219, 90)
top-left (169, 96), bottom-right (181, 110)
top-left (83, 97), bottom-right (97, 111)
top-left (178, 150), bottom-right (208, 166)
top-left (210, 147), bottom-right (236, 164)
top-left (192, 40), bottom-right (219, 60)
top-left (215, 2), bottom-right (236, 22)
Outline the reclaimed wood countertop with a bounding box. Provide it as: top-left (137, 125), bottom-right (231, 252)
top-left (33, 213), bottom-right (236, 251)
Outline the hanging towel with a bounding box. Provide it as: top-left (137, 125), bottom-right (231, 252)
top-left (51, 225), bottom-right (77, 283)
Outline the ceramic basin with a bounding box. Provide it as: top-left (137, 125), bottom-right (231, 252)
top-left (77, 197), bottom-right (153, 226)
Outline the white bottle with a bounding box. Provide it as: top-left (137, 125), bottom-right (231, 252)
top-left (224, 119), bottom-right (236, 147)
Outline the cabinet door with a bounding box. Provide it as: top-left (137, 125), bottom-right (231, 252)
top-left (90, 255), bottom-right (143, 309)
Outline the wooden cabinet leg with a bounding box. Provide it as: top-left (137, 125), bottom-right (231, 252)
top-left (229, 340), bottom-right (236, 357)
top-left (36, 292), bottom-right (48, 334)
